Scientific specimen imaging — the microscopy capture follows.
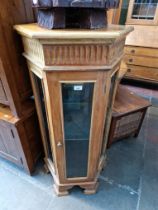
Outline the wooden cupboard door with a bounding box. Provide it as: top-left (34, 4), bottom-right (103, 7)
top-left (0, 121), bottom-right (21, 165)
top-left (44, 71), bottom-right (107, 183)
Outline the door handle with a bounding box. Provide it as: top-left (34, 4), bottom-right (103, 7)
top-left (57, 142), bottom-right (63, 147)
top-left (129, 58), bottom-right (133, 63)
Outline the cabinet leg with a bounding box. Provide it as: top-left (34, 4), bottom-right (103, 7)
top-left (53, 184), bottom-right (72, 196)
top-left (81, 182), bottom-right (99, 195)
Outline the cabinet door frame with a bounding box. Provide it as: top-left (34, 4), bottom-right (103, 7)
top-left (126, 0), bottom-right (158, 25)
top-left (44, 71), bottom-right (107, 184)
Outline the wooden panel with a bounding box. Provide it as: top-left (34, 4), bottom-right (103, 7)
top-left (125, 46), bottom-right (158, 58)
top-left (107, 39), bottom-right (125, 64)
top-left (125, 65), bottom-right (158, 82)
top-left (125, 25), bottom-right (158, 48)
top-left (43, 40), bottom-right (125, 66)
top-left (124, 54), bottom-right (158, 68)
top-left (113, 85), bottom-right (151, 116)
top-left (0, 121), bottom-right (21, 165)
top-left (0, 0), bottom-right (34, 116)
top-left (23, 37), bottom-right (44, 65)
top-left (0, 102), bottom-right (42, 174)
top-left (107, 85), bottom-right (150, 148)
top-left (44, 44), bottom-right (108, 66)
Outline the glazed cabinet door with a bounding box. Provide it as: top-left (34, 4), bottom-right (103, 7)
top-left (44, 71), bottom-right (107, 183)
top-left (0, 121), bottom-right (22, 165)
top-left (126, 0), bottom-right (158, 25)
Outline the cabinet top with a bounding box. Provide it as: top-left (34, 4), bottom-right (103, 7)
top-left (14, 23), bottom-right (133, 42)
top-left (113, 85), bottom-right (151, 116)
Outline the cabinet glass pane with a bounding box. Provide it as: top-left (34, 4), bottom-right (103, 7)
top-left (33, 74), bottom-right (53, 161)
top-left (62, 83), bottom-right (94, 178)
top-left (132, 0), bottom-right (158, 20)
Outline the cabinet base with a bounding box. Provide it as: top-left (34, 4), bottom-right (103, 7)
top-left (53, 181), bottom-right (99, 196)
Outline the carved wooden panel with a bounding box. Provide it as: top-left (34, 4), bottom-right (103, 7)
top-left (23, 37), bottom-right (45, 65)
top-left (108, 39), bottom-right (125, 64)
top-left (43, 40), bottom-right (125, 66)
top-left (43, 44), bottom-right (108, 66)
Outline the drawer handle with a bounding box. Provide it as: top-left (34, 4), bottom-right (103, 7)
top-left (127, 68), bottom-right (131, 73)
top-left (129, 59), bottom-right (133, 63)
top-left (131, 49), bottom-right (135, 53)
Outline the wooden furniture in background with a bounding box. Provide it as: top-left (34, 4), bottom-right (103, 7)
top-left (0, 103), bottom-right (41, 174)
top-left (0, 0), bottom-right (34, 117)
top-left (0, 0), bottom-right (42, 174)
top-left (15, 23), bottom-right (132, 195)
top-left (123, 0), bottom-right (158, 83)
top-left (107, 0), bottom-right (123, 24)
top-left (126, 0), bottom-right (158, 25)
top-left (107, 85), bottom-right (151, 148)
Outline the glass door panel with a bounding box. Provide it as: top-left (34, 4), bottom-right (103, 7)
top-left (132, 0), bottom-right (158, 20)
top-left (33, 73), bottom-right (53, 161)
top-left (61, 83), bottom-right (94, 178)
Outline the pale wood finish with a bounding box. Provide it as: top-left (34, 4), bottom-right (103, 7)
top-left (125, 25), bottom-right (158, 48)
top-left (124, 46), bottom-right (158, 83)
top-left (14, 23), bottom-right (133, 41)
top-left (107, 85), bottom-right (151, 148)
top-left (125, 46), bottom-right (158, 58)
top-left (15, 23), bottom-right (132, 195)
top-left (124, 54), bottom-right (158, 68)
top-left (125, 65), bottom-right (158, 83)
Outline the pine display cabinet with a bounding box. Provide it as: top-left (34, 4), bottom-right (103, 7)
top-left (15, 23), bottom-right (132, 196)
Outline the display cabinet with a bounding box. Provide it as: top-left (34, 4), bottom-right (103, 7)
top-left (126, 0), bottom-right (158, 25)
top-left (15, 23), bottom-right (132, 195)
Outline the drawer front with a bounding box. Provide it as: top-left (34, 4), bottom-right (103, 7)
top-left (0, 78), bottom-right (8, 103)
top-left (125, 65), bottom-right (158, 82)
top-left (125, 46), bottom-right (158, 58)
top-left (124, 54), bottom-right (158, 68)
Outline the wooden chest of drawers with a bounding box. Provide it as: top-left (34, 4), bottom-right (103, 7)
top-left (124, 46), bottom-right (158, 83)
top-left (107, 85), bottom-right (151, 148)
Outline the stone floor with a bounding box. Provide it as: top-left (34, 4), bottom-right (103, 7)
top-left (0, 81), bottom-right (158, 210)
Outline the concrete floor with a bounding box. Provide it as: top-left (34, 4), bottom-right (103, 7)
top-left (0, 83), bottom-right (158, 210)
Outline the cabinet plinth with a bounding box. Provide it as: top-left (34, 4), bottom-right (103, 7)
top-left (15, 23), bottom-right (132, 196)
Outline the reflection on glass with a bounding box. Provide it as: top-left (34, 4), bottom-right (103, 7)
top-left (132, 0), bottom-right (157, 20)
top-left (33, 74), bottom-right (53, 161)
top-left (62, 83), bottom-right (94, 178)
